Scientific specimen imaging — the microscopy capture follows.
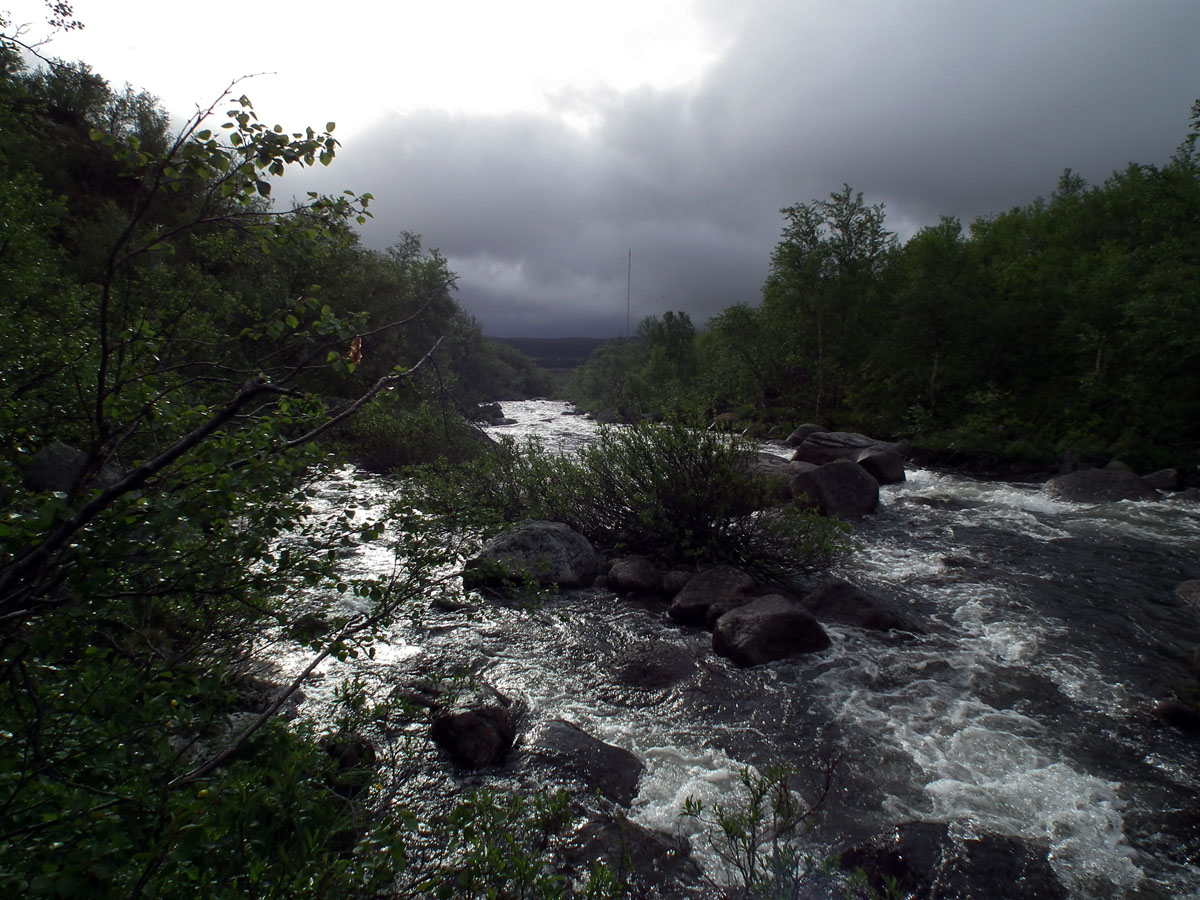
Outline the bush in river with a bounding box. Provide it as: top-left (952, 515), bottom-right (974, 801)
top-left (417, 421), bottom-right (851, 577)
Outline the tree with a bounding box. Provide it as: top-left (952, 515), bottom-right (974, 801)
top-left (763, 185), bottom-right (894, 422)
top-left (0, 71), bottom-right (457, 897)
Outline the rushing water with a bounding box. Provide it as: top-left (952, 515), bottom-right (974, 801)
top-left (279, 399), bottom-right (1200, 898)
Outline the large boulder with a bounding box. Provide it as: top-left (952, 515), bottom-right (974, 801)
top-left (1044, 468), bottom-right (1159, 502)
top-left (839, 822), bottom-right (1067, 900)
top-left (791, 430), bottom-right (906, 466)
top-left (668, 564), bottom-right (756, 626)
top-left (712, 595), bottom-right (831, 667)
top-left (523, 719), bottom-right (644, 805)
top-left (749, 454), bottom-right (819, 505)
top-left (855, 449), bottom-right (906, 485)
top-left (429, 706), bottom-right (516, 768)
top-left (608, 555), bottom-right (665, 594)
top-left (462, 520), bottom-right (599, 592)
top-left (785, 423), bottom-right (827, 446)
top-left (802, 580), bottom-right (921, 633)
top-left (790, 459), bottom-right (880, 518)
top-left (1144, 467), bottom-right (1182, 491)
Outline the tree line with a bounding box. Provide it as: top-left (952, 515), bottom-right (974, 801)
top-left (569, 107), bottom-right (1200, 472)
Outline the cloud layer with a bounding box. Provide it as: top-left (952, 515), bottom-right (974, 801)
top-left (295, 1), bottom-right (1200, 337)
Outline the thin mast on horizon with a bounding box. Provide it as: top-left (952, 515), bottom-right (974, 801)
top-left (626, 248), bottom-right (631, 337)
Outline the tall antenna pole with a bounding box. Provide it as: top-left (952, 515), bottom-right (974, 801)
top-left (626, 248), bottom-right (631, 336)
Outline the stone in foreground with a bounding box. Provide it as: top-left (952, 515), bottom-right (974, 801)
top-left (802, 580), bottom-right (921, 632)
top-left (462, 520), bottom-right (598, 592)
top-left (839, 822), bottom-right (1067, 900)
top-left (430, 706), bottom-right (516, 768)
top-left (712, 594), bottom-right (830, 667)
top-left (668, 564), bottom-right (756, 626)
top-left (523, 719), bottom-right (644, 805)
top-left (790, 458), bottom-right (880, 518)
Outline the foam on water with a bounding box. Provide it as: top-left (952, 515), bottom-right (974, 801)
top-left (269, 405), bottom-right (1200, 898)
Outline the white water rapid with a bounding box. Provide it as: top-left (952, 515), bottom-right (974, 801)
top-left (275, 399), bottom-right (1200, 898)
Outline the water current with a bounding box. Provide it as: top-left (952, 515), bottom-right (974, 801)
top-left (278, 399), bottom-right (1200, 898)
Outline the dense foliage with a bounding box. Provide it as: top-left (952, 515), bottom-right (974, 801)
top-left (417, 422), bottom-right (850, 578)
top-left (0, 20), bottom-right (580, 898)
top-left (568, 107), bottom-right (1200, 472)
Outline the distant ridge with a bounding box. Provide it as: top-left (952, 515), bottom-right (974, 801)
top-left (490, 336), bottom-right (612, 369)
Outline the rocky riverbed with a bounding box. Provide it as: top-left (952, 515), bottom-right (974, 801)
top-left (267, 400), bottom-right (1200, 898)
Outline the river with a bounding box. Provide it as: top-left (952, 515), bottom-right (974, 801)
top-left (278, 399), bottom-right (1200, 898)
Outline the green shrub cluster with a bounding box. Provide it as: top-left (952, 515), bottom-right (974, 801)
top-left (417, 422), bottom-right (850, 577)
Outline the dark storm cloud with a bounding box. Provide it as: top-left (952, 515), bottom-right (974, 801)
top-left (298, 0), bottom-right (1200, 338)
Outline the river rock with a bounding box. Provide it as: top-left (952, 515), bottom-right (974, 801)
top-left (429, 706), bottom-right (516, 768)
top-left (750, 453), bottom-right (798, 503)
top-left (789, 459), bottom-right (880, 518)
top-left (608, 555), bottom-right (665, 593)
top-left (462, 520), bottom-right (599, 592)
top-left (1177, 580), bottom-right (1200, 610)
top-left (662, 569), bottom-right (694, 595)
top-left (668, 564), bottom-right (756, 626)
top-left (790, 430), bottom-right (906, 466)
top-left (24, 441), bottom-right (121, 495)
top-left (1155, 698), bottom-right (1200, 732)
top-left (785, 423), bottom-right (827, 446)
top-left (751, 454), bottom-right (819, 504)
top-left (1142, 468), bottom-right (1182, 491)
top-left (1043, 468), bottom-right (1159, 502)
top-left (613, 641), bottom-right (696, 689)
top-left (855, 449), bottom-right (906, 485)
top-left (564, 815), bottom-right (703, 896)
top-left (802, 580), bottom-right (921, 632)
top-left (474, 402), bottom-right (503, 420)
top-left (712, 594), bottom-right (831, 667)
top-left (839, 822), bottom-right (1067, 900)
top-left (524, 719), bottom-right (643, 805)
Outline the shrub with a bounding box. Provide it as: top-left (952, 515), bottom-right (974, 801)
top-left (342, 394), bottom-right (488, 472)
top-left (417, 422), bottom-right (850, 577)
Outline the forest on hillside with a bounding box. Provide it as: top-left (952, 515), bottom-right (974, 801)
top-left (568, 114), bottom-right (1200, 474)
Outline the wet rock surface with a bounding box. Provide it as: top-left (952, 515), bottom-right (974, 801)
top-left (712, 594), bottom-right (831, 667)
top-left (790, 430), bottom-right (907, 465)
top-left (522, 719), bottom-right (644, 806)
top-left (608, 555), bottom-right (666, 593)
top-left (790, 458), bottom-right (881, 518)
top-left (839, 822), bottom-right (1068, 900)
top-left (802, 580), bottom-right (922, 633)
top-left (462, 520), bottom-right (599, 591)
top-left (613, 641), bottom-right (696, 690)
top-left (1044, 467), bottom-right (1159, 502)
top-left (429, 706), bottom-right (516, 768)
top-left (668, 564), bottom-right (756, 626)
top-left (563, 815), bottom-right (703, 899)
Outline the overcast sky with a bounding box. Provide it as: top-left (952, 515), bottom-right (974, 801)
top-left (8, 0), bottom-right (1200, 337)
